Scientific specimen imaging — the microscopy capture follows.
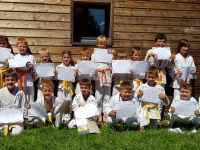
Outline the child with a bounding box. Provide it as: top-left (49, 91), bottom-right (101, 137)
top-left (29, 80), bottom-right (64, 128)
top-left (56, 50), bottom-right (75, 123)
top-left (74, 48), bottom-right (96, 95)
top-left (104, 81), bottom-right (140, 127)
top-left (14, 38), bottom-right (36, 102)
top-left (145, 33), bottom-right (175, 87)
top-left (136, 66), bottom-right (170, 131)
top-left (0, 69), bottom-right (28, 135)
top-left (169, 39), bottom-right (196, 98)
top-left (112, 51), bottom-right (131, 96)
top-left (34, 48), bottom-right (57, 100)
top-left (131, 46), bottom-right (145, 91)
top-left (91, 35), bottom-right (115, 124)
top-left (68, 79), bottom-right (98, 129)
top-left (168, 83), bottom-right (200, 129)
top-left (0, 35), bottom-right (14, 89)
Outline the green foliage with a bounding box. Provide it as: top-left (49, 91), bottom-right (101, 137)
top-left (0, 124), bottom-right (200, 150)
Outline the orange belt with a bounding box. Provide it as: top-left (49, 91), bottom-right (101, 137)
top-left (16, 68), bottom-right (31, 90)
top-left (97, 68), bottom-right (111, 84)
top-left (0, 66), bottom-right (8, 88)
top-left (157, 68), bottom-right (165, 85)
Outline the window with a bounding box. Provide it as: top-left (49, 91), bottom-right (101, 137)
top-left (71, 1), bottom-right (113, 45)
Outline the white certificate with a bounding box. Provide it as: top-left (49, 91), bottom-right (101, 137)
top-left (74, 103), bottom-right (99, 119)
top-left (180, 67), bottom-right (196, 79)
top-left (93, 48), bottom-right (113, 62)
top-left (113, 100), bottom-right (138, 119)
top-left (112, 60), bottom-right (132, 73)
top-left (8, 58), bottom-right (29, 68)
top-left (28, 102), bottom-right (47, 117)
top-left (57, 66), bottom-right (75, 82)
top-left (77, 61), bottom-right (97, 74)
top-left (152, 47), bottom-right (171, 60)
top-left (56, 100), bottom-right (72, 114)
top-left (140, 86), bottom-right (163, 104)
top-left (131, 61), bottom-right (150, 75)
top-left (0, 108), bottom-right (23, 123)
top-left (173, 100), bottom-right (197, 117)
top-left (35, 63), bottom-right (54, 77)
top-left (0, 47), bottom-right (12, 62)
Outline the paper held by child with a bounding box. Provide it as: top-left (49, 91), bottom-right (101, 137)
top-left (8, 58), bottom-right (30, 68)
top-left (28, 102), bottom-right (47, 117)
top-left (35, 63), bottom-right (54, 77)
top-left (152, 47), bottom-right (171, 60)
top-left (77, 61), bottom-right (97, 74)
top-left (0, 108), bottom-right (23, 123)
top-left (93, 48), bottom-right (113, 63)
top-left (57, 66), bottom-right (75, 82)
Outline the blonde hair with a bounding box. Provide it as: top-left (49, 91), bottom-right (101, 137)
top-left (61, 50), bottom-right (74, 66)
top-left (145, 66), bottom-right (158, 78)
top-left (96, 35), bottom-right (107, 44)
top-left (80, 48), bottom-right (91, 56)
top-left (39, 48), bottom-right (50, 55)
top-left (117, 51), bottom-right (127, 57)
top-left (119, 81), bottom-right (133, 91)
top-left (16, 38), bottom-right (28, 46)
top-left (131, 46), bottom-right (141, 55)
top-left (42, 80), bottom-right (54, 90)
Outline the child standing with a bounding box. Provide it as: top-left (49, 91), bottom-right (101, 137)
top-left (112, 51), bottom-right (131, 96)
top-left (14, 38), bottom-right (36, 102)
top-left (56, 50), bottom-right (75, 123)
top-left (169, 39), bottom-right (196, 98)
top-left (136, 66), bottom-right (170, 131)
top-left (0, 69), bottom-right (28, 135)
top-left (74, 48), bottom-right (96, 95)
top-left (104, 81), bottom-right (140, 127)
top-left (168, 83), bottom-right (200, 129)
top-left (29, 81), bottom-right (64, 128)
top-left (68, 79), bottom-right (98, 129)
top-left (91, 35), bottom-right (115, 124)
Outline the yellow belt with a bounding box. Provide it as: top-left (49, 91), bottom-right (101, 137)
top-left (39, 78), bottom-right (51, 83)
top-left (133, 78), bottom-right (141, 88)
top-left (142, 103), bottom-right (159, 120)
top-left (116, 79), bottom-right (127, 84)
top-left (0, 66), bottom-right (8, 88)
top-left (61, 80), bottom-right (74, 95)
top-left (157, 68), bottom-right (165, 85)
top-left (3, 123), bottom-right (12, 136)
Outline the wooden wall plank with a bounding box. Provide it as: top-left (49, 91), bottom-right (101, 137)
top-left (0, 0), bottom-right (70, 5)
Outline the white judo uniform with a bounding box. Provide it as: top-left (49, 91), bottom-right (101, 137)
top-left (68, 93), bottom-right (98, 129)
top-left (0, 87), bottom-right (27, 135)
top-left (32, 96), bottom-right (63, 128)
top-left (91, 54), bottom-right (112, 113)
top-left (135, 83), bottom-right (170, 128)
top-left (14, 53), bottom-right (36, 102)
top-left (104, 93), bottom-right (140, 126)
top-left (169, 53), bottom-right (196, 98)
top-left (168, 95), bottom-right (200, 128)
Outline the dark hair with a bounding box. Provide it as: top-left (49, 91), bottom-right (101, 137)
top-left (155, 33), bottom-right (166, 42)
top-left (178, 39), bottom-right (190, 53)
top-left (79, 79), bottom-right (91, 87)
top-left (179, 83), bottom-right (192, 92)
top-left (3, 69), bottom-right (18, 80)
top-left (61, 50), bottom-right (74, 66)
top-left (0, 35), bottom-right (14, 54)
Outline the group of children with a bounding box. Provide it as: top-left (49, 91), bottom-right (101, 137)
top-left (0, 33), bottom-right (198, 135)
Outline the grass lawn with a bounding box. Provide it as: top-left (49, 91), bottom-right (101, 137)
top-left (0, 123), bottom-right (200, 150)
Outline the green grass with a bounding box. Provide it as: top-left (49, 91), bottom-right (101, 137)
top-left (0, 123), bottom-right (200, 150)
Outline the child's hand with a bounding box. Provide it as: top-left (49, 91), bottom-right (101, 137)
top-left (108, 110), bottom-right (116, 117)
top-left (69, 104), bottom-right (73, 110)
top-left (26, 103), bottom-right (31, 109)
top-left (191, 70), bottom-right (196, 75)
top-left (87, 117), bottom-right (93, 121)
top-left (54, 69), bottom-right (58, 74)
top-left (175, 70), bottom-right (182, 76)
top-left (159, 93), bottom-right (166, 99)
top-left (17, 118), bottom-right (24, 125)
top-left (74, 68), bottom-right (78, 77)
top-left (194, 109), bottom-right (200, 116)
top-left (5, 58), bottom-right (9, 67)
top-left (170, 54), bottom-right (176, 60)
top-left (27, 62), bottom-right (34, 69)
top-left (171, 106), bottom-right (175, 113)
top-left (78, 104), bottom-right (84, 107)
top-left (147, 52), bottom-right (154, 59)
top-left (129, 69), bottom-right (133, 73)
top-left (137, 89), bottom-right (143, 98)
top-left (33, 72), bottom-right (37, 77)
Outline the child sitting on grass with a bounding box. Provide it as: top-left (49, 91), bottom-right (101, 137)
top-left (68, 79), bottom-right (98, 129)
top-left (168, 83), bottom-right (200, 130)
top-left (0, 69), bottom-right (28, 135)
top-left (104, 81), bottom-right (140, 127)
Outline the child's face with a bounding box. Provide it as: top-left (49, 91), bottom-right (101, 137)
top-left (40, 53), bottom-right (50, 63)
top-left (0, 41), bottom-right (8, 48)
top-left (119, 89), bottom-right (133, 101)
top-left (117, 56), bottom-right (127, 60)
top-left (4, 76), bottom-right (16, 91)
top-left (62, 54), bottom-right (71, 66)
top-left (155, 39), bottom-right (166, 47)
top-left (180, 88), bottom-right (191, 100)
top-left (81, 54), bottom-right (90, 60)
top-left (42, 86), bottom-right (53, 100)
top-left (96, 42), bottom-right (106, 49)
top-left (132, 51), bottom-right (141, 61)
top-left (17, 43), bottom-right (27, 55)
top-left (80, 84), bottom-right (90, 97)
top-left (179, 46), bottom-right (188, 55)
top-left (146, 73), bottom-right (157, 86)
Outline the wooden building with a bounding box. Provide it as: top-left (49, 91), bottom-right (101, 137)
top-left (0, 0), bottom-right (200, 100)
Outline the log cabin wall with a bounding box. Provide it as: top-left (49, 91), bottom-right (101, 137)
top-left (0, 0), bottom-right (200, 100)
